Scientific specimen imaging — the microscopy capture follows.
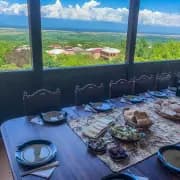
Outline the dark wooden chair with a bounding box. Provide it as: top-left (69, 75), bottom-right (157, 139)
top-left (135, 75), bottom-right (155, 94)
top-left (75, 83), bottom-right (105, 105)
top-left (156, 73), bottom-right (172, 90)
top-left (23, 88), bottom-right (61, 115)
top-left (109, 79), bottom-right (134, 98)
top-left (175, 72), bottom-right (180, 86)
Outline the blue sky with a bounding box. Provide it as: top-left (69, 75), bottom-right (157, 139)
top-left (41, 0), bottom-right (129, 8)
top-left (0, 0), bottom-right (179, 29)
top-left (140, 0), bottom-right (180, 13)
top-left (6, 0), bottom-right (180, 13)
top-left (41, 0), bottom-right (178, 12)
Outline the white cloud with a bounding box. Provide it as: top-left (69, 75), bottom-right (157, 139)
top-left (0, 0), bottom-right (179, 27)
top-left (41, 0), bottom-right (129, 22)
top-left (0, 1), bottom-right (27, 15)
top-left (0, 1), bottom-right (9, 13)
top-left (139, 9), bottom-right (180, 27)
top-left (82, 0), bottom-right (100, 9)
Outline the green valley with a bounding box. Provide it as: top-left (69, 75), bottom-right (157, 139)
top-left (0, 28), bottom-right (179, 71)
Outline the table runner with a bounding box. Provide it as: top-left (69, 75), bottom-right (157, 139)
top-left (68, 98), bottom-right (180, 172)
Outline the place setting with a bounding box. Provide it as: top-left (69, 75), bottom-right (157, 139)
top-left (147, 90), bottom-right (169, 99)
top-left (83, 101), bottom-right (114, 113)
top-left (27, 110), bottom-right (67, 126)
top-left (122, 95), bottom-right (145, 104)
top-left (15, 139), bottom-right (59, 179)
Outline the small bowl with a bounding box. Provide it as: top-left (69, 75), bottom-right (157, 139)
top-left (108, 145), bottom-right (128, 162)
top-left (41, 111), bottom-right (67, 124)
top-left (88, 139), bottom-right (107, 155)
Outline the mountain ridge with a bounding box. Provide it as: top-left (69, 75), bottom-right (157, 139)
top-left (0, 15), bottom-right (179, 35)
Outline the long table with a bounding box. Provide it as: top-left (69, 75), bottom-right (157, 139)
top-left (1, 95), bottom-right (180, 180)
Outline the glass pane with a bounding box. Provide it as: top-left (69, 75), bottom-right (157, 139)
top-left (0, 0), bottom-right (32, 71)
top-left (41, 0), bottom-right (129, 68)
top-left (135, 0), bottom-right (180, 62)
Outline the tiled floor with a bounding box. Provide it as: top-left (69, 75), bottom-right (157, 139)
top-left (0, 139), bottom-right (13, 180)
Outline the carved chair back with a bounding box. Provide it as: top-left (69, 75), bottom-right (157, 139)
top-left (156, 73), bottom-right (172, 90)
top-left (135, 74), bottom-right (155, 93)
top-left (175, 72), bottom-right (180, 86)
top-left (75, 83), bottom-right (105, 105)
top-left (23, 88), bottom-right (61, 115)
top-left (109, 79), bottom-right (134, 98)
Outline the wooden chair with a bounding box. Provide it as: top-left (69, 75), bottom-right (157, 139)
top-left (175, 72), bottom-right (180, 86)
top-left (156, 73), bottom-right (172, 90)
top-left (109, 79), bottom-right (134, 98)
top-left (75, 83), bottom-right (105, 105)
top-left (135, 75), bottom-right (155, 94)
top-left (23, 88), bottom-right (61, 115)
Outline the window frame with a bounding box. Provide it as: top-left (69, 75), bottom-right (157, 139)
top-left (28, 0), bottom-right (43, 72)
top-left (134, 1), bottom-right (180, 63)
top-left (39, 0), bottom-right (140, 71)
top-left (0, 0), bottom-right (179, 75)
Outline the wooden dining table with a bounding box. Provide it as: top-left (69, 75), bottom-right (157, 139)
top-left (1, 93), bottom-right (180, 180)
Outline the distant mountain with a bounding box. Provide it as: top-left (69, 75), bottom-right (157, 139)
top-left (0, 15), bottom-right (127, 32)
top-left (41, 18), bottom-right (128, 33)
top-left (0, 15), bottom-right (179, 35)
top-left (0, 15), bottom-right (28, 28)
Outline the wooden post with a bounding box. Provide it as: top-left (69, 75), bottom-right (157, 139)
top-left (125, 0), bottom-right (140, 64)
top-left (28, 0), bottom-right (43, 72)
top-left (28, 0), bottom-right (43, 88)
top-left (125, 0), bottom-right (140, 79)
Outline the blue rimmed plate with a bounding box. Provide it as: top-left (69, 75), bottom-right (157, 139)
top-left (158, 145), bottom-right (180, 173)
top-left (15, 140), bottom-right (57, 167)
top-left (102, 172), bottom-right (138, 180)
top-left (149, 91), bottom-right (168, 98)
top-left (124, 95), bottom-right (144, 104)
top-left (89, 102), bottom-right (113, 112)
top-left (168, 87), bottom-right (177, 92)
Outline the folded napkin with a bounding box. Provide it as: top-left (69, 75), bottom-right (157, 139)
top-left (28, 116), bottom-right (44, 125)
top-left (84, 104), bottom-right (97, 113)
top-left (31, 167), bottom-right (56, 179)
top-left (21, 161), bottom-right (59, 179)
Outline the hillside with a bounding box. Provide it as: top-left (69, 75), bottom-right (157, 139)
top-left (0, 28), bottom-right (179, 70)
